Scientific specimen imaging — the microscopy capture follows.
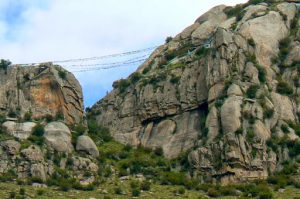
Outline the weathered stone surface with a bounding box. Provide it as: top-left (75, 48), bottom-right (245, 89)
top-left (44, 122), bottom-right (73, 153)
top-left (76, 135), bottom-right (99, 157)
top-left (271, 92), bottom-right (295, 122)
top-left (253, 120), bottom-right (271, 140)
top-left (90, 1), bottom-right (300, 184)
top-left (2, 121), bottom-right (36, 140)
top-left (30, 163), bottom-right (47, 182)
top-left (206, 106), bottom-right (219, 143)
top-left (239, 11), bottom-right (288, 67)
top-left (227, 84), bottom-right (243, 96)
top-left (72, 156), bottom-right (99, 173)
top-left (221, 97), bottom-right (242, 134)
top-left (1, 140), bottom-right (21, 155)
top-left (277, 2), bottom-right (297, 27)
top-left (192, 5), bottom-right (227, 44)
top-left (0, 63), bottom-right (84, 125)
top-left (21, 145), bottom-right (44, 162)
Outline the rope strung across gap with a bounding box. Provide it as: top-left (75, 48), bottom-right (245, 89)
top-left (70, 58), bottom-right (147, 72)
top-left (64, 54), bottom-right (149, 68)
top-left (17, 46), bottom-right (158, 66)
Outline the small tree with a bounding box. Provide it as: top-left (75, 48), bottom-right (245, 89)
top-left (165, 36), bottom-right (173, 44)
top-left (0, 59), bottom-right (11, 72)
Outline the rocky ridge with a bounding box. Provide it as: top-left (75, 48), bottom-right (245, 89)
top-left (91, 1), bottom-right (300, 184)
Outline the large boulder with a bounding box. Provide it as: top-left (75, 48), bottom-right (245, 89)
top-left (192, 5), bottom-right (228, 44)
top-left (2, 121), bottom-right (36, 140)
top-left (44, 122), bottom-right (73, 153)
top-left (21, 145), bottom-right (44, 162)
top-left (1, 140), bottom-right (21, 155)
top-left (30, 163), bottom-right (47, 182)
top-left (76, 135), bottom-right (99, 157)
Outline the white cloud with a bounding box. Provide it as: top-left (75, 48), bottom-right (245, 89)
top-left (0, 0), bottom-right (247, 106)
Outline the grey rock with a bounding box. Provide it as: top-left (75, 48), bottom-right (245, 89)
top-left (2, 121), bottom-right (36, 140)
top-left (76, 135), bottom-right (99, 157)
top-left (21, 145), bottom-right (44, 161)
top-left (44, 122), bottom-right (73, 153)
top-left (1, 140), bottom-right (21, 155)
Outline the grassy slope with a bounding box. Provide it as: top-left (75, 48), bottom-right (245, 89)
top-left (0, 182), bottom-right (299, 199)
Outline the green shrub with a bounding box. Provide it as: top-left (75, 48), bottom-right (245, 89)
top-left (117, 79), bottom-right (131, 93)
top-left (142, 66), bottom-right (151, 74)
top-left (130, 180), bottom-right (140, 189)
top-left (247, 129), bottom-right (255, 140)
top-left (8, 110), bottom-right (17, 118)
top-left (178, 187), bottom-right (186, 195)
top-left (0, 169), bottom-right (17, 182)
top-left (207, 187), bottom-right (221, 197)
top-left (154, 147), bottom-right (164, 156)
top-left (114, 186), bottom-right (123, 195)
top-left (141, 181), bottom-right (151, 191)
top-left (55, 111), bottom-right (64, 120)
top-left (246, 85), bottom-right (259, 98)
top-left (215, 98), bottom-right (224, 108)
top-left (32, 123), bottom-right (44, 136)
top-left (248, 38), bottom-right (256, 47)
top-left (88, 119), bottom-right (112, 143)
top-left (267, 175), bottom-right (287, 188)
top-left (165, 50), bottom-right (176, 61)
top-left (277, 81), bottom-right (293, 95)
top-left (160, 172), bottom-right (186, 185)
top-left (278, 37), bottom-right (291, 61)
top-left (58, 70), bottom-right (67, 79)
top-left (281, 124), bottom-right (289, 134)
top-left (9, 191), bottom-right (15, 199)
top-left (19, 188), bottom-right (25, 196)
top-left (130, 72), bottom-right (142, 84)
top-left (264, 108), bottom-right (274, 119)
top-left (132, 188), bottom-right (141, 197)
top-left (286, 121), bottom-right (300, 136)
top-left (165, 36), bottom-right (173, 44)
top-left (259, 192), bottom-right (273, 199)
top-left (256, 64), bottom-right (267, 83)
top-left (219, 186), bottom-right (236, 196)
top-left (0, 114), bottom-right (6, 123)
top-left (170, 75), bottom-right (180, 84)
top-left (36, 189), bottom-right (45, 196)
top-left (224, 5), bottom-right (244, 19)
top-left (23, 111), bottom-right (32, 121)
top-left (195, 47), bottom-right (209, 58)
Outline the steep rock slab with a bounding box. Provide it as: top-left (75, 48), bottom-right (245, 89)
top-left (239, 11), bottom-right (288, 67)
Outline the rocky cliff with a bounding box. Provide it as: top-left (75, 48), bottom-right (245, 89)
top-left (0, 63), bottom-right (84, 125)
top-left (0, 63), bottom-right (99, 186)
top-left (91, 1), bottom-right (300, 184)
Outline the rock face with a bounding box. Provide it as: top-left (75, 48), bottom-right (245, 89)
top-left (91, 2), bottom-right (300, 184)
top-left (0, 63), bottom-right (84, 125)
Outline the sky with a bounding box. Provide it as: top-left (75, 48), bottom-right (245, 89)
top-left (0, 0), bottom-right (247, 107)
